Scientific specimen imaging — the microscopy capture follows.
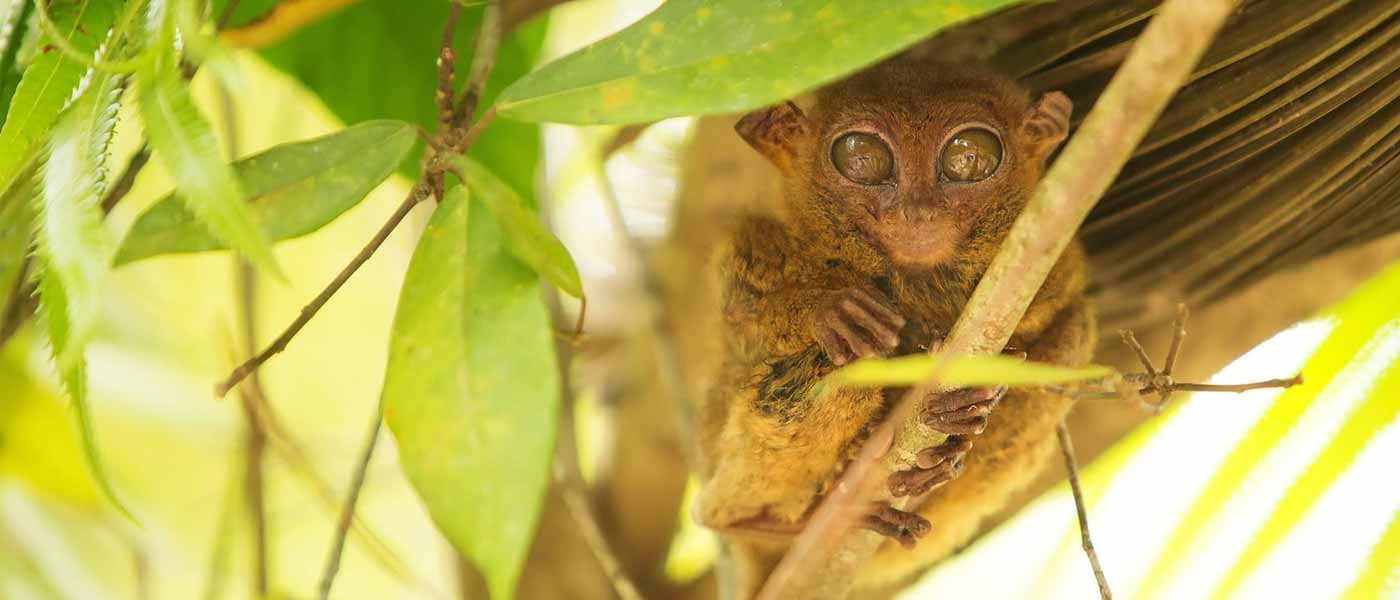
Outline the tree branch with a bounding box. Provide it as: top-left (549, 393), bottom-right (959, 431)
top-left (755, 0), bottom-right (1242, 596)
top-left (1058, 421), bottom-right (1112, 600)
top-left (317, 403), bottom-right (383, 600)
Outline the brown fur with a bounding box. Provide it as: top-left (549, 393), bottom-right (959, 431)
top-left (695, 58), bottom-right (1095, 594)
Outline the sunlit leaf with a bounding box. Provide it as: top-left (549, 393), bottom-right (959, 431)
top-left (496, 0), bottom-right (1018, 124)
top-left (0, 0), bottom-right (117, 194)
top-left (1137, 264), bottom-right (1400, 599)
top-left (136, 38), bottom-right (282, 278)
top-left (1210, 358), bottom-right (1400, 599)
top-left (825, 353), bottom-right (1111, 390)
top-left (382, 188), bottom-right (558, 600)
top-left (29, 36), bottom-right (130, 516)
top-left (115, 120), bottom-right (415, 264)
top-left (455, 156), bottom-right (582, 298)
top-left (1340, 505), bottom-right (1400, 600)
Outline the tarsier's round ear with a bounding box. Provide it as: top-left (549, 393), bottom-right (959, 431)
top-left (1021, 91), bottom-right (1073, 157)
top-left (735, 101), bottom-right (814, 176)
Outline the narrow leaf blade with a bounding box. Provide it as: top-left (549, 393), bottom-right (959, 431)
top-left (382, 188), bottom-right (558, 600)
top-left (828, 353), bottom-right (1111, 389)
top-left (115, 120), bottom-right (415, 264)
top-left (497, 0), bottom-right (1018, 124)
top-left (456, 156), bottom-right (583, 298)
top-left (30, 57), bottom-right (131, 516)
top-left (136, 54), bottom-right (282, 277)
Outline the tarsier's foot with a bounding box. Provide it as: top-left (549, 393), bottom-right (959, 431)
top-left (922, 385), bottom-right (1008, 435)
top-left (863, 502), bottom-right (931, 550)
top-left (812, 287), bottom-right (906, 366)
top-left (887, 435), bottom-right (972, 497)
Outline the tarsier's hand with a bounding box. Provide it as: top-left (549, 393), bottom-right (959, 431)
top-left (811, 287), bottom-right (906, 366)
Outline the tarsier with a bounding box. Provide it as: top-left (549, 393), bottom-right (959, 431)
top-left (695, 59), bottom-right (1095, 593)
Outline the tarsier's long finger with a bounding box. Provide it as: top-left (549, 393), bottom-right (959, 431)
top-left (888, 458), bottom-right (962, 497)
top-left (815, 325), bottom-right (854, 366)
top-left (925, 413), bottom-right (989, 435)
top-left (848, 288), bottom-right (905, 329)
top-left (915, 435), bottom-right (972, 469)
top-left (839, 298), bottom-right (900, 349)
top-left (863, 503), bottom-right (930, 549)
top-left (826, 312), bottom-right (879, 359)
top-left (925, 385), bottom-right (1007, 414)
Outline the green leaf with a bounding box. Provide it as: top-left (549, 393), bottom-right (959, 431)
top-left (255, 1), bottom-right (547, 185)
top-left (136, 43), bottom-right (282, 278)
top-left (1209, 357), bottom-right (1400, 599)
top-left (1340, 505), bottom-right (1400, 600)
top-left (825, 353), bottom-right (1111, 390)
top-left (0, 158), bottom-right (34, 318)
top-left (114, 119), bottom-right (415, 265)
top-left (0, 0), bottom-right (117, 194)
top-left (455, 156), bottom-right (582, 298)
top-left (383, 188), bottom-right (558, 600)
top-left (1137, 263), bottom-right (1400, 600)
top-left (30, 48), bottom-right (130, 516)
top-left (0, 0), bottom-right (35, 122)
top-left (496, 0), bottom-right (1018, 124)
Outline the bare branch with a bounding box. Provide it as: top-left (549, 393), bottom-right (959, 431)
top-left (216, 186), bottom-right (427, 397)
top-left (757, 0), bottom-right (1242, 595)
top-left (317, 405), bottom-right (384, 600)
top-left (1057, 421), bottom-right (1112, 600)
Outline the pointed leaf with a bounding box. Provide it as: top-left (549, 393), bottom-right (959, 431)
top-left (383, 188), bottom-right (558, 600)
top-left (0, 0), bottom-right (118, 193)
top-left (826, 353), bottom-right (1111, 390)
top-left (496, 0), bottom-right (1019, 124)
top-left (115, 120), bottom-right (415, 264)
top-left (136, 45), bottom-right (282, 278)
top-left (455, 156), bottom-right (582, 298)
top-left (30, 53), bottom-right (131, 516)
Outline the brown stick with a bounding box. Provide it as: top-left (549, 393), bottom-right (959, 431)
top-left (1057, 421), bottom-right (1113, 600)
top-left (553, 341), bottom-right (645, 600)
top-left (216, 186), bottom-right (425, 397)
top-left (756, 0), bottom-right (1241, 596)
top-left (317, 404), bottom-right (383, 600)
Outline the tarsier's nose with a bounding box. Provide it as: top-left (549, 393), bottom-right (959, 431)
top-left (900, 197), bottom-right (939, 222)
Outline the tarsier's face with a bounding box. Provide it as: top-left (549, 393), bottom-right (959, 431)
top-left (737, 60), bottom-right (1070, 269)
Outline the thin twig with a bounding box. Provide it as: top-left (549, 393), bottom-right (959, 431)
top-left (553, 337), bottom-right (645, 600)
top-left (1161, 304), bottom-right (1188, 377)
top-left (216, 185), bottom-right (427, 397)
top-left (1057, 421), bottom-right (1113, 600)
top-left (756, 0), bottom-right (1241, 595)
top-left (218, 0), bottom-right (508, 394)
top-left (1166, 377), bottom-right (1303, 394)
top-left (454, 0), bottom-right (501, 125)
top-left (100, 145), bottom-right (150, 214)
top-left (317, 404), bottom-right (384, 600)
top-left (221, 78), bottom-right (271, 596)
top-left (436, 1), bottom-right (464, 126)
top-left (1120, 330), bottom-right (1158, 377)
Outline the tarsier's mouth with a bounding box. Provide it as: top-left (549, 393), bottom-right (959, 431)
top-left (719, 503), bottom-right (816, 541)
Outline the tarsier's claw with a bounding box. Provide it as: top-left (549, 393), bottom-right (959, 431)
top-left (813, 287), bottom-right (905, 365)
top-left (864, 503), bottom-right (931, 549)
top-left (889, 436), bottom-right (970, 497)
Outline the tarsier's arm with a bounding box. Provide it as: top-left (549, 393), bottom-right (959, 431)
top-left (722, 218), bottom-right (905, 364)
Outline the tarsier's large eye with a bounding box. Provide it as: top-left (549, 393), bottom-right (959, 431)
top-left (832, 132), bottom-right (895, 185)
top-left (941, 127), bottom-right (1002, 182)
